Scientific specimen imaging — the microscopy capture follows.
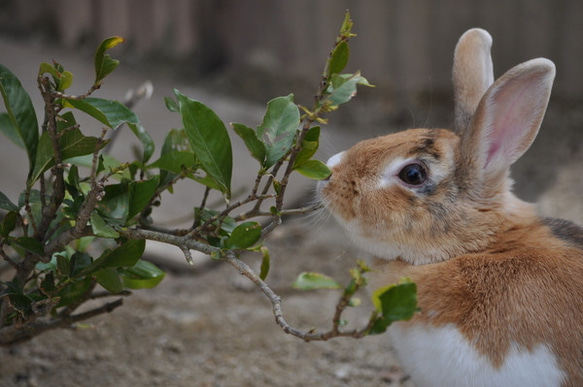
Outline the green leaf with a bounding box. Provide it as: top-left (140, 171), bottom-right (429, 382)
top-left (370, 278), bottom-right (418, 335)
top-left (128, 177), bottom-right (159, 221)
top-left (257, 94), bottom-right (300, 168)
top-left (161, 128), bottom-right (192, 154)
top-left (0, 191), bottom-right (18, 211)
top-left (94, 36), bottom-right (125, 85)
top-left (70, 252), bottom-right (93, 277)
top-left (292, 272), bottom-right (342, 290)
top-left (31, 127), bottom-right (101, 184)
top-left (0, 113), bottom-right (24, 148)
top-left (11, 236), bottom-right (44, 256)
top-left (97, 183), bottom-right (130, 221)
top-left (39, 272), bottom-right (57, 297)
top-left (8, 293), bottom-right (33, 318)
top-left (56, 110), bottom-right (78, 132)
top-left (96, 268), bottom-right (123, 293)
top-left (294, 159), bottom-right (331, 180)
top-left (66, 154), bottom-right (122, 179)
top-left (39, 62), bottom-right (73, 92)
top-left (164, 96), bottom-right (179, 112)
top-left (39, 62), bottom-right (59, 78)
top-left (81, 239), bottom-right (146, 275)
top-left (293, 141), bottom-right (318, 169)
top-left (60, 71), bottom-right (73, 91)
top-left (36, 253), bottom-right (58, 273)
top-left (339, 11), bottom-right (355, 38)
top-left (56, 253), bottom-right (71, 276)
top-left (0, 64), bottom-right (39, 177)
top-left (192, 174), bottom-right (225, 192)
top-left (65, 164), bottom-right (82, 200)
top-left (1, 211), bottom-right (18, 237)
top-left (293, 126), bottom-right (320, 168)
top-left (148, 151), bottom-right (197, 174)
top-left (232, 122), bottom-right (266, 165)
top-left (194, 208), bottom-right (237, 235)
top-left (259, 246), bottom-right (270, 281)
top-left (328, 41), bottom-right (350, 76)
top-left (326, 72), bottom-right (373, 107)
top-left (157, 128), bottom-right (193, 188)
top-left (225, 221), bottom-right (262, 249)
top-left (128, 123), bottom-right (155, 164)
top-left (119, 259), bottom-right (165, 289)
top-left (57, 277), bottom-right (93, 307)
top-left (64, 97), bottom-right (139, 130)
top-left (74, 236), bottom-right (96, 253)
top-left (175, 90), bottom-right (233, 198)
top-left (90, 211), bottom-right (120, 238)
top-left (303, 125), bottom-right (321, 143)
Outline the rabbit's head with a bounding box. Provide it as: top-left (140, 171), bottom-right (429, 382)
top-left (317, 29), bottom-right (556, 265)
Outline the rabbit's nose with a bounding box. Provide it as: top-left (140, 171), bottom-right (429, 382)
top-left (326, 151), bottom-right (345, 168)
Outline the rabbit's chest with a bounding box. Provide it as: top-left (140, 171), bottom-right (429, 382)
top-left (387, 322), bottom-right (565, 387)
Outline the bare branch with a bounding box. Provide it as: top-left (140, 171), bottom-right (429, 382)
top-left (222, 251), bottom-right (375, 341)
top-left (0, 299), bottom-right (123, 347)
top-left (44, 128), bottom-right (108, 255)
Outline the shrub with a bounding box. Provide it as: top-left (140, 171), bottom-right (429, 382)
top-left (0, 12), bottom-right (416, 346)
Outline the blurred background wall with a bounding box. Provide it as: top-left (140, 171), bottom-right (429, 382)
top-left (0, 0), bottom-right (581, 216)
top-left (1, 0), bottom-right (582, 102)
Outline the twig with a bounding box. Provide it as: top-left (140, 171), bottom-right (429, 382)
top-left (222, 251), bottom-right (375, 341)
top-left (52, 82), bottom-right (101, 101)
top-left (44, 128), bottom-right (108, 255)
top-left (37, 77), bottom-right (66, 238)
top-left (235, 203), bottom-right (322, 221)
top-left (120, 227), bottom-right (375, 342)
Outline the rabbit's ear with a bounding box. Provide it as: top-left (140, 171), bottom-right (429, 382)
top-left (458, 58), bottom-right (555, 197)
top-left (453, 28), bottom-right (494, 134)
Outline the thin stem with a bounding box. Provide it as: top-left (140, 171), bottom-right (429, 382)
top-left (199, 186), bottom-right (211, 210)
top-left (190, 193), bottom-right (275, 237)
top-left (235, 203), bottom-right (322, 221)
top-left (56, 123), bottom-right (81, 137)
top-left (222, 251), bottom-right (374, 341)
top-left (250, 171), bottom-right (264, 197)
top-left (36, 76), bottom-right (66, 241)
top-left (52, 83), bottom-right (101, 101)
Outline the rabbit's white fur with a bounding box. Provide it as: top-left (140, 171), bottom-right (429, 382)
top-left (318, 28), bottom-right (583, 386)
top-left (390, 323), bottom-right (565, 387)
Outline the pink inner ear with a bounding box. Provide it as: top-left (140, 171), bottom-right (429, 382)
top-left (483, 76), bottom-right (540, 169)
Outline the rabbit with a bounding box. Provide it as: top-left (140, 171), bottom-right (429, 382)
top-left (317, 28), bottom-right (583, 387)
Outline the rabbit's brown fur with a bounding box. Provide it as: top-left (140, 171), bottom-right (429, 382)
top-left (370, 222), bottom-right (583, 384)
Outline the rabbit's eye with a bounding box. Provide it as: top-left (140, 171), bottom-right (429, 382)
top-left (398, 163), bottom-right (427, 186)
